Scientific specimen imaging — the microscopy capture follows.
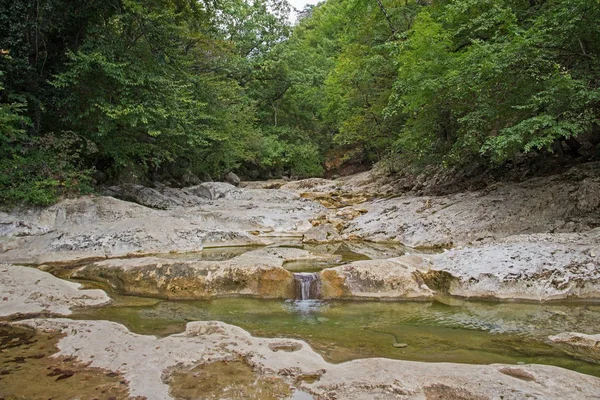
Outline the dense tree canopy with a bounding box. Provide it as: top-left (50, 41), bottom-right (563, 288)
top-left (1, 0), bottom-right (599, 204)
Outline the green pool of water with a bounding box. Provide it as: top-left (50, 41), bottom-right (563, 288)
top-left (72, 295), bottom-right (600, 377)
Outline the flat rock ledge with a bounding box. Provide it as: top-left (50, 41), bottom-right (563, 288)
top-left (0, 264), bottom-right (110, 317)
top-left (319, 233), bottom-right (600, 302)
top-left (0, 184), bottom-right (325, 264)
top-left (71, 247), bottom-right (340, 300)
top-left (16, 318), bottom-right (600, 400)
top-left (342, 163), bottom-right (600, 247)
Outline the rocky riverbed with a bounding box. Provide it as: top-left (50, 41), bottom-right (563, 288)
top-left (1, 163), bottom-right (599, 399)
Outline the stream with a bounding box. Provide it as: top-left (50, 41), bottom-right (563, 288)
top-left (64, 241), bottom-right (600, 378)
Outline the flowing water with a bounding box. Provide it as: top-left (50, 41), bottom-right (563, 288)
top-left (24, 242), bottom-right (600, 378)
top-left (293, 273), bottom-right (320, 299)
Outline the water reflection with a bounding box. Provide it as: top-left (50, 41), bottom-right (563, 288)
top-left (73, 296), bottom-right (600, 377)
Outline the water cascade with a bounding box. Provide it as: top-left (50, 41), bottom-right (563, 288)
top-left (293, 272), bottom-right (320, 300)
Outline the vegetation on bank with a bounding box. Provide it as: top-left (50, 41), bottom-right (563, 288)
top-left (1, 0), bottom-right (599, 205)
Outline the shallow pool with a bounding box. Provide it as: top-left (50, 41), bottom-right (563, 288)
top-left (72, 294), bottom-right (600, 377)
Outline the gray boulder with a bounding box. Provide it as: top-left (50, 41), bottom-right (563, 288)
top-left (225, 171), bottom-right (241, 186)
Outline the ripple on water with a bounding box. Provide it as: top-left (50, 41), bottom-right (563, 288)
top-left (72, 295), bottom-right (600, 377)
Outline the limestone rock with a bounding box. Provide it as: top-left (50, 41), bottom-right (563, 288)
top-left (319, 258), bottom-right (434, 300)
top-left (103, 184), bottom-right (181, 209)
top-left (343, 164), bottom-right (600, 247)
top-left (316, 234), bottom-right (600, 302)
top-left (280, 178), bottom-right (339, 193)
top-left (0, 264), bottom-right (110, 317)
top-left (423, 233), bottom-right (600, 301)
top-left (71, 247), bottom-right (337, 299)
top-left (549, 332), bottom-right (600, 364)
top-left (15, 319), bottom-right (600, 400)
top-left (303, 224), bottom-right (342, 244)
top-left (0, 186), bottom-right (324, 264)
top-left (180, 170), bottom-right (201, 186)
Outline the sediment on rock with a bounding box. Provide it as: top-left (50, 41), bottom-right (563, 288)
top-left (549, 332), bottom-right (600, 364)
top-left (13, 318), bottom-right (600, 400)
top-left (0, 324), bottom-right (133, 399)
top-left (70, 247), bottom-right (339, 300)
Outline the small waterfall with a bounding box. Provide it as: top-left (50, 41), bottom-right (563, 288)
top-left (293, 272), bottom-right (320, 300)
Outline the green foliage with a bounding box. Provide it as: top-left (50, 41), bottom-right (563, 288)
top-left (0, 75), bottom-right (93, 205)
top-left (0, 133), bottom-right (94, 206)
top-left (388, 0), bottom-right (600, 165)
top-left (255, 127), bottom-right (324, 177)
top-left (1, 0), bottom-right (295, 203)
top-left (2, 0), bottom-right (599, 206)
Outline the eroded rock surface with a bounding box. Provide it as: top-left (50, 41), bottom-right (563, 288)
top-left (0, 183), bottom-right (325, 263)
top-left (342, 163), bottom-right (600, 247)
top-left (549, 332), bottom-right (600, 364)
top-left (16, 319), bottom-right (600, 400)
top-left (319, 232), bottom-right (600, 302)
top-left (71, 247), bottom-right (340, 299)
top-left (319, 258), bottom-right (434, 300)
top-left (0, 264), bottom-right (110, 317)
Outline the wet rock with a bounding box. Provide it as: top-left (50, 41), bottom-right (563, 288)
top-left (549, 332), bottom-right (600, 364)
top-left (71, 248), bottom-right (336, 300)
top-left (0, 264), bottom-right (110, 317)
top-left (0, 325), bottom-right (131, 400)
top-left (165, 356), bottom-right (292, 400)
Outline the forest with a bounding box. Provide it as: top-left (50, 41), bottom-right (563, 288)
top-left (1, 0), bottom-right (599, 205)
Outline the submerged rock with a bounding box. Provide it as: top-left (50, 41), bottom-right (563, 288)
top-left (14, 318), bottom-right (600, 400)
top-left (549, 332), bottom-right (600, 364)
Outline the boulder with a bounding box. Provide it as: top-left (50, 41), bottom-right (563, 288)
top-left (319, 258), bottom-right (434, 300)
top-left (225, 171), bottom-right (241, 186)
top-left (302, 224), bottom-right (342, 244)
